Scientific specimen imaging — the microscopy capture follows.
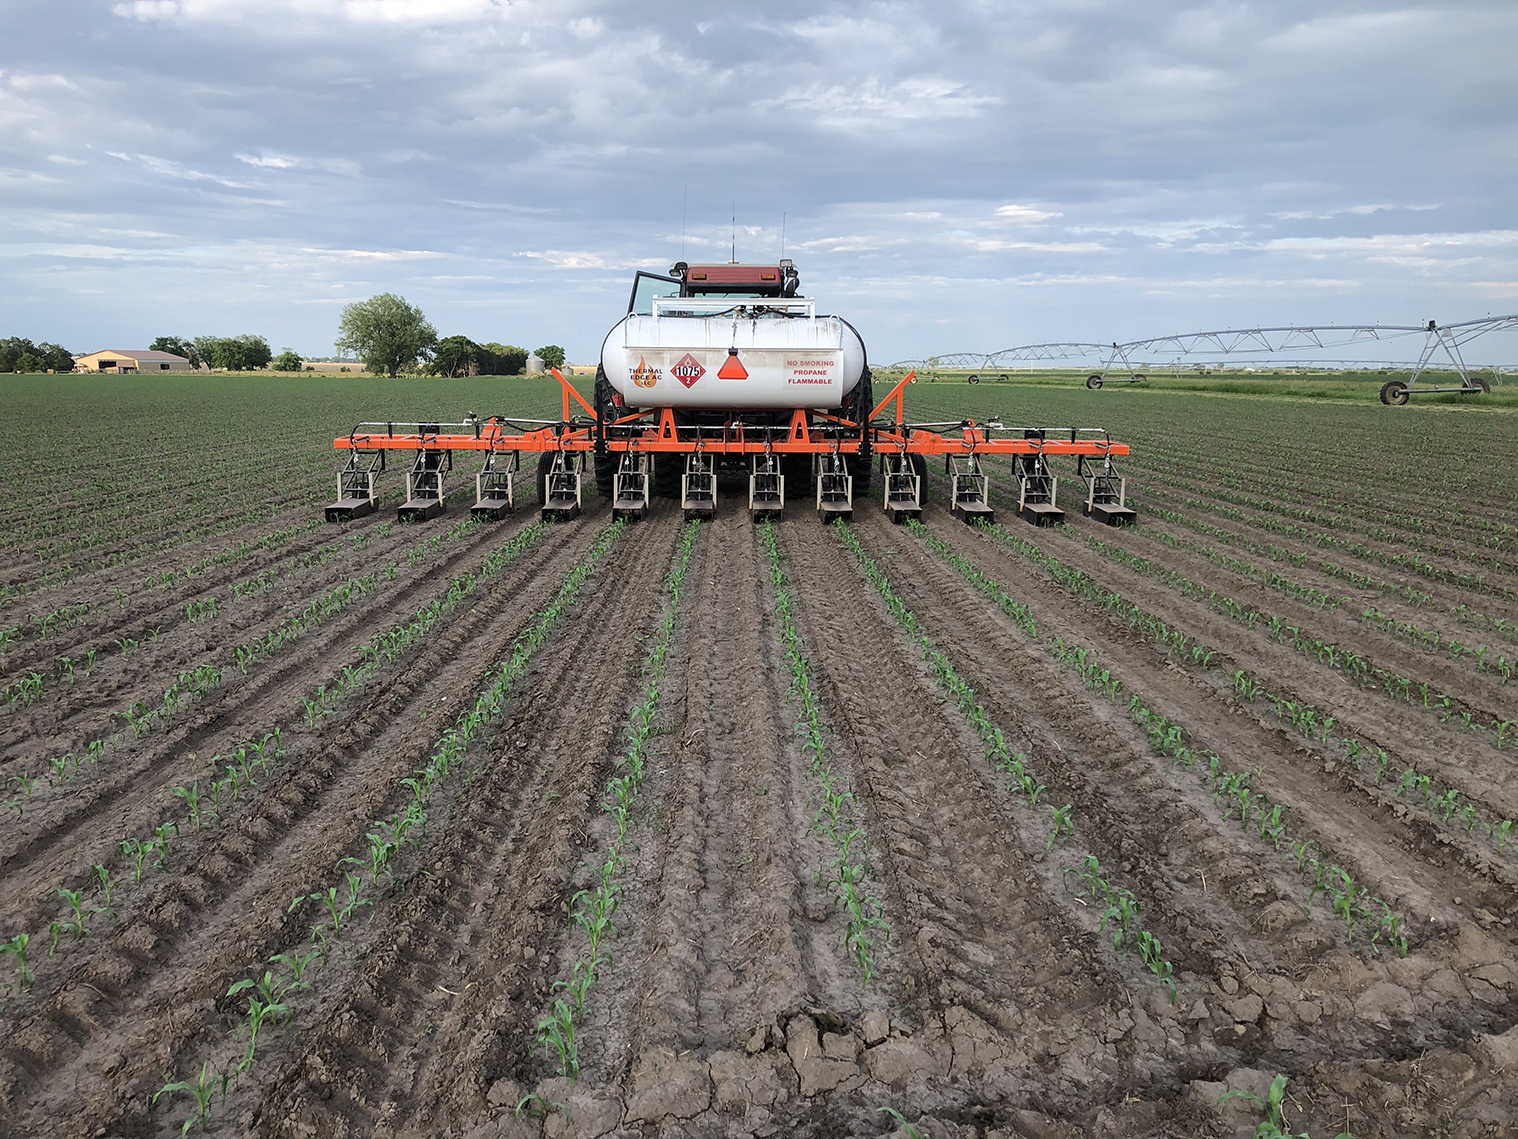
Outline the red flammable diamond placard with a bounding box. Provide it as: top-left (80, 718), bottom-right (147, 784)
top-left (671, 353), bottom-right (705, 388)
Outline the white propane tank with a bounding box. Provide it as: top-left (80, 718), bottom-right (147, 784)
top-left (600, 299), bottom-right (866, 410)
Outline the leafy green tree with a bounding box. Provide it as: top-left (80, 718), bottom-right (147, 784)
top-left (191, 335), bottom-right (272, 371)
top-left (534, 345), bottom-right (566, 370)
top-left (334, 294), bottom-right (437, 378)
top-left (37, 343), bottom-right (75, 372)
top-left (480, 342), bottom-right (529, 376)
top-left (150, 336), bottom-right (198, 366)
top-left (15, 352), bottom-right (43, 374)
top-left (0, 337), bottom-right (72, 372)
top-left (429, 335), bottom-right (478, 377)
top-left (272, 349), bottom-right (303, 372)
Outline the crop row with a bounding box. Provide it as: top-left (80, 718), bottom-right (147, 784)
top-left (148, 518), bottom-right (628, 1134)
top-left (844, 521), bottom-right (1175, 1001)
top-left (537, 519), bottom-right (701, 1078)
top-left (1066, 526), bottom-right (1514, 745)
top-left (1142, 485), bottom-right (1516, 600)
top-left (1147, 502), bottom-right (1518, 649)
top-left (1140, 507), bottom-right (1518, 664)
top-left (2, 564), bottom-right (396, 817)
top-left (764, 521), bottom-right (888, 986)
top-left (969, 521), bottom-right (1518, 871)
top-left (1131, 447), bottom-right (1518, 555)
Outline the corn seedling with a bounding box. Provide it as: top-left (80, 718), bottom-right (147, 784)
top-left (121, 837), bottom-right (151, 882)
top-left (93, 864), bottom-right (116, 911)
top-left (56, 887), bottom-right (90, 942)
top-left (1047, 803), bottom-right (1075, 850)
top-left (536, 998), bottom-right (580, 1077)
top-left (153, 1061), bottom-right (218, 1135)
top-left (1218, 1073), bottom-right (1352, 1139)
top-left (876, 1107), bottom-right (925, 1139)
top-left (173, 782), bottom-right (205, 829)
top-left (1, 933), bottom-right (33, 990)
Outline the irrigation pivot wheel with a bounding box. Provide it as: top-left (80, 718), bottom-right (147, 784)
top-left (1474, 377), bottom-right (1491, 395)
top-left (967, 374), bottom-right (980, 385)
top-left (1380, 381), bottom-right (1410, 405)
top-left (1086, 375), bottom-right (1103, 389)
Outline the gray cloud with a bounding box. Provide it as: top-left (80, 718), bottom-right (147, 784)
top-left (2, 0), bottom-right (1516, 363)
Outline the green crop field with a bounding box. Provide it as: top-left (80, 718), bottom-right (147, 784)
top-left (3, 369), bottom-right (1518, 1138)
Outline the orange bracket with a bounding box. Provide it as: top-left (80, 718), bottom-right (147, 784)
top-left (553, 368), bottom-right (598, 421)
top-left (870, 369), bottom-right (915, 425)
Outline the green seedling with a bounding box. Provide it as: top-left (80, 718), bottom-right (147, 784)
top-left (56, 887), bottom-right (90, 941)
top-left (93, 864), bottom-right (116, 911)
top-left (876, 1107), bottom-right (925, 1139)
top-left (536, 998), bottom-right (580, 1077)
top-left (1, 933), bottom-right (34, 989)
top-left (152, 1061), bottom-right (218, 1135)
top-left (1046, 803), bottom-right (1075, 850)
top-left (152, 821), bottom-right (179, 862)
top-left (173, 782), bottom-right (205, 829)
top-left (1218, 1073), bottom-right (1351, 1139)
top-left (121, 837), bottom-right (151, 882)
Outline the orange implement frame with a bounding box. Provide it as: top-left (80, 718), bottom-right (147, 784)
top-left (332, 369), bottom-right (1132, 462)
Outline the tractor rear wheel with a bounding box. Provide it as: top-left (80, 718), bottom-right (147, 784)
top-left (653, 454), bottom-right (681, 499)
top-left (593, 367), bottom-right (615, 497)
top-left (536, 451), bottom-right (553, 504)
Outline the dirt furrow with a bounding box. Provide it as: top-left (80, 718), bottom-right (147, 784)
top-left (0, 515), bottom-right (610, 1137)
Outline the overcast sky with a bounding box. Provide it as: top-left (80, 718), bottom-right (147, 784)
top-left (2, 0), bottom-right (1516, 366)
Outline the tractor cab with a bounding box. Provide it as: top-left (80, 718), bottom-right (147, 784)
top-left (627, 260), bottom-right (800, 315)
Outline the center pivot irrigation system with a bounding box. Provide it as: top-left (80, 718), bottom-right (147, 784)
top-left (325, 260), bottom-right (1136, 528)
top-left (897, 314), bottom-right (1518, 404)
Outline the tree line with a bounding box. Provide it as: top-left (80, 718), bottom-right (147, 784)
top-left (335, 293), bottom-right (563, 377)
top-left (0, 338), bottom-right (75, 374)
top-left (5, 292), bottom-right (565, 377)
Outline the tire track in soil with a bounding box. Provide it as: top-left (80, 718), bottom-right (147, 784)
top-left (0, 512), bottom-right (580, 949)
top-left (779, 517), bottom-right (1130, 1111)
top-left (0, 513), bottom-right (610, 1138)
top-left (235, 512), bottom-right (679, 1139)
top-left (924, 508), bottom-right (1518, 1046)
top-left (844, 511), bottom-right (1357, 1063)
top-left (606, 510), bottom-right (875, 1099)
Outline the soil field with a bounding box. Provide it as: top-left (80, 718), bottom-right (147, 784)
top-left (2, 374), bottom-right (1517, 1139)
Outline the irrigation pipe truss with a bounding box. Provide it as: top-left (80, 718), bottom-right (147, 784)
top-left (891, 314), bottom-right (1518, 378)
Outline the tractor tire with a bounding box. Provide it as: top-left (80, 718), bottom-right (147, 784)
top-left (593, 367), bottom-right (615, 496)
top-left (850, 370), bottom-right (874, 496)
top-left (653, 454), bottom-right (681, 500)
top-left (784, 453), bottom-right (813, 503)
top-left (1086, 375), bottom-right (1103, 389)
top-left (536, 451), bottom-right (553, 504)
top-left (1380, 381), bottom-right (1409, 406)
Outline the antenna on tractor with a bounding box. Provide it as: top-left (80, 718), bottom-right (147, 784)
top-left (781, 211), bottom-right (786, 259)
top-left (731, 202), bottom-right (737, 264)
top-left (681, 185), bottom-right (687, 262)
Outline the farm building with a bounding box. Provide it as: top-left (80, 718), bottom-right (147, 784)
top-left (74, 349), bottom-right (192, 373)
